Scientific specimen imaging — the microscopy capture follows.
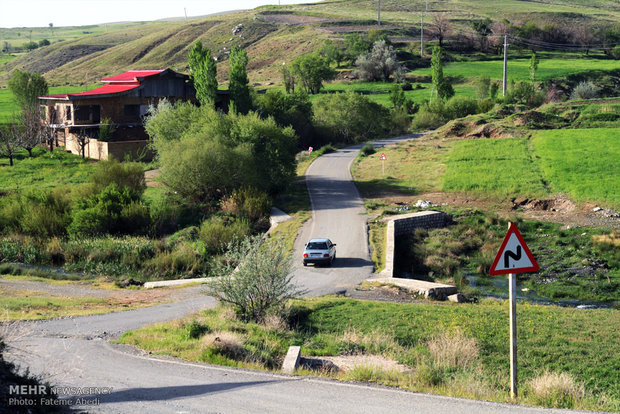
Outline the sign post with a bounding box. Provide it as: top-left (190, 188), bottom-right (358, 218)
top-left (379, 152), bottom-right (387, 178)
top-left (489, 222), bottom-right (538, 399)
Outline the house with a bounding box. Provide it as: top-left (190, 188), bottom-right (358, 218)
top-left (39, 69), bottom-right (201, 160)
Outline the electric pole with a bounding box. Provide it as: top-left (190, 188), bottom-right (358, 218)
top-left (503, 34), bottom-right (508, 96)
top-left (184, 8), bottom-right (188, 21)
top-left (378, 0), bottom-right (381, 26)
top-left (420, 13), bottom-right (424, 57)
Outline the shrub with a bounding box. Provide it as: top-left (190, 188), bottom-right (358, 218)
top-left (360, 144), bottom-right (376, 157)
top-left (220, 187), bottom-right (271, 222)
top-left (119, 201), bottom-right (151, 235)
top-left (206, 236), bottom-right (306, 323)
top-left (570, 81), bottom-right (599, 100)
top-left (20, 188), bottom-right (72, 238)
top-left (313, 91), bottom-right (393, 143)
top-left (411, 110), bottom-right (444, 131)
top-left (527, 371), bottom-right (585, 408)
top-left (88, 158), bottom-right (145, 196)
top-left (474, 76), bottom-right (491, 99)
top-left (444, 96), bottom-right (479, 119)
top-left (477, 98), bottom-right (494, 113)
top-left (199, 216), bottom-right (252, 254)
top-left (505, 81), bottom-right (545, 108)
top-left (354, 40), bottom-right (405, 82)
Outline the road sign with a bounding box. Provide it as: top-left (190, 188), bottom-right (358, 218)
top-left (489, 223), bottom-right (538, 275)
top-left (379, 153), bottom-right (387, 161)
top-left (308, 146), bottom-right (313, 153)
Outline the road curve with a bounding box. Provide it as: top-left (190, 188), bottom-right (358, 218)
top-left (4, 135), bottom-right (583, 413)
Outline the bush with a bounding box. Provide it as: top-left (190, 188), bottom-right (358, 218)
top-left (88, 158), bottom-right (145, 197)
top-left (199, 216), bottom-right (252, 254)
top-left (444, 96), bottom-right (479, 119)
top-left (505, 81), bottom-right (545, 108)
top-left (313, 91), bottom-right (394, 143)
top-left (360, 144), bottom-right (376, 157)
top-left (220, 187), bottom-right (271, 222)
top-left (570, 81), bottom-right (600, 100)
top-left (20, 188), bottom-right (72, 238)
top-left (477, 98), bottom-right (494, 113)
top-left (411, 110), bottom-right (445, 131)
top-left (473, 76), bottom-right (491, 99)
top-left (354, 40), bottom-right (405, 82)
top-left (206, 236), bottom-right (306, 323)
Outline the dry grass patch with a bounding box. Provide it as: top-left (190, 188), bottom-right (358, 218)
top-left (527, 371), bottom-right (585, 409)
top-left (427, 330), bottom-right (479, 370)
top-left (201, 331), bottom-right (246, 359)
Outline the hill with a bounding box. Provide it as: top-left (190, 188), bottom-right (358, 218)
top-left (1, 0), bottom-right (619, 87)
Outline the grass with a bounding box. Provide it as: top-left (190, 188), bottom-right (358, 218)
top-left (119, 298), bottom-right (620, 411)
top-left (411, 58), bottom-right (620, 83)
top-left (442, 138), bottom-right (548, 198)
top-left (0, 285), bottom-right (142, 320)
top-left (0, 146), bottom-right (95, 193)
top-left (0, 85), bottom-right (85, 122)
top-left (532, 129), bottom-right (620, 206)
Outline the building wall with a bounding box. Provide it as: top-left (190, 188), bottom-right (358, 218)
top-left (65, 134), bottom-right (153, 161)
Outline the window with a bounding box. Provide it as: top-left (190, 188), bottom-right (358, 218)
top-left (65, 106), bottom-right (71, 122)
top-left (74, 105), bottom-right (100, 123)
top-left (124, 104), bottom-right (140, 118)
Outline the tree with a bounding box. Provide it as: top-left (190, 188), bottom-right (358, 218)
top-left (0, 120), bottom-right (22, 167)
top-left (206, 235), bottom-right (306, 323)
top-left (390, 84), bottom-right (406, 110)
top-left (529, 52), bottom-right (539, 84)
top-left (188, 40), bottom-right (218, 108)
top-left (281, 64), bottom-right (295, 94)
top-left (20, 106), bottom-right (44, 157)
top-left (228, 46), bottom-right (252, 114)
top-left (354, 40), bottom-right (405, 82)
top-left (472, 18), bottom-right (493, 51)
top-left (320, 39), bottom-right (344, 68)
top-left (290, 53), bottom-right (335, 94)
top-left (431, 46), bottom-right (454, 101)
top-left (256, 90), bottom-right (314, 148)
top-left (8, 69), bottom-right (48, 110)
top-left (474, 76), bottom-right (491, 99)
top-left (429, 13), bottom-right (452, 47)
top-left (344, 33), bottom-right (372, 64)
top-left (38, 39), bottom-right (50, 47)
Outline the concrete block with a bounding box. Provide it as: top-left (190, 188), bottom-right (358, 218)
top-left (448, 293), bottom-right (467, 303)
top-left (282, 346), bottom-right (301, 374)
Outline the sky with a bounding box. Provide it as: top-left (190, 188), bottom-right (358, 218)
top-left (1, 0), bottom-right (324, 28)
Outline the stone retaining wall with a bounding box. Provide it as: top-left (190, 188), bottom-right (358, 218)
top-left (382, 211), bottom-right (451, 278)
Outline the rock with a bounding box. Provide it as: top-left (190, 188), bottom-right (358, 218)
top-left (448, 293), bottom-right (467, 303)
top-left (592, 207), bottom-right (602, 212)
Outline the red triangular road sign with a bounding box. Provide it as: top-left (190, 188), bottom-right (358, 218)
top-left (489, 223), bottom-right (539, 275)
top-left (379, 153), bottom-right (387, 161)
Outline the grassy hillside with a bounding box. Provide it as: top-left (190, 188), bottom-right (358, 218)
top-left (1, 0), bottom-right (618, 87)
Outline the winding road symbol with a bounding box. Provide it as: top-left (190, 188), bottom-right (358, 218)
top-left (489, 223), bottom-right (538, 275)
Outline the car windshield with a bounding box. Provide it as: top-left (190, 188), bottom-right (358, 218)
top-left (307, 242), bottom-right (328, 250)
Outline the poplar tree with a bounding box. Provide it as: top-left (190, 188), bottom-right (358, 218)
top-left (431, 46), bottom-right (454, 101)
top-left (188, 40), bottom-right (218, 108)
top-left (228, 46), bottom-right (252, 114)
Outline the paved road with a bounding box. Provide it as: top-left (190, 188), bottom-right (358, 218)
top-left (4, 136), bottom-right (586, 413)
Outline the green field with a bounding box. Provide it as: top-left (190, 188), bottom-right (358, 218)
top-left (0, 147), bottom-right (95, 193)
top-left (442, 138), bottom-right (548, 197)
top-left (120, 298), bottom-right (620, 411)
top-left (411, 58), bottom-right (620, 83)
top-left (442, 129), bottom-right (620, 206)
top-left (0, 85), bottom-right (84, 122)
top-left (532, 129), bottom-right (620, 206)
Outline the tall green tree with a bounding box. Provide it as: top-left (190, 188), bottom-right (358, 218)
top-left (228, 46), bottom-right (252, 114)
top-left (8, 69), bottom-right (48, 109)
top-left (529, 52), bottom-right (539, 84)
top-left (431, 46), bottom-right (454, 101)
top-left (188, 40), bottom-right (218, 108)
top-left (290, 53), bottom-right (335, 95)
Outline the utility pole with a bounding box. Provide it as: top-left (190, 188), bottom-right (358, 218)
top-left (184, 8), bottom-right (188, 22)
top-left (426, 0), bottom-right (428, 11)
top-left (420, 13), bottom-right (424, 57)
top-left (503, 34), bottom-right (508, 96)
top-left (378, 0), bottom-right (381, 26)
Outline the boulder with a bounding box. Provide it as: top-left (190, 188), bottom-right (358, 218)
top-left (448, 293), bottom-right (467, 303)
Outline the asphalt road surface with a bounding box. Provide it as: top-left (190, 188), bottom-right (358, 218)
top-left (4, 136), bottom-right (588, 413)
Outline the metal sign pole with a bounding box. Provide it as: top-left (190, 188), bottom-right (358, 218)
top-left (382, 161), bottom-right (385, 178)
top-left (509, 272), bottom-right (518, 399)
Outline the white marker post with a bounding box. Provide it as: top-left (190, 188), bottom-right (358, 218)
top-left (489, 222), bottom-right (539, 399)
top-left (379, 152), bottom-right (387, 178)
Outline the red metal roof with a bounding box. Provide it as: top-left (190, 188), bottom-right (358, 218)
top-left (41, 83), bottom-right (140, 99)
top-left (101, 70), bottom-right (165, 82)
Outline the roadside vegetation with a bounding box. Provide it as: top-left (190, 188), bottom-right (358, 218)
top-left (119, 298), bottom-right (620, 411)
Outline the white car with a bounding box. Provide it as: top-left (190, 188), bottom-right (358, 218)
top-left (303, 238), bottom-right (336, 266)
